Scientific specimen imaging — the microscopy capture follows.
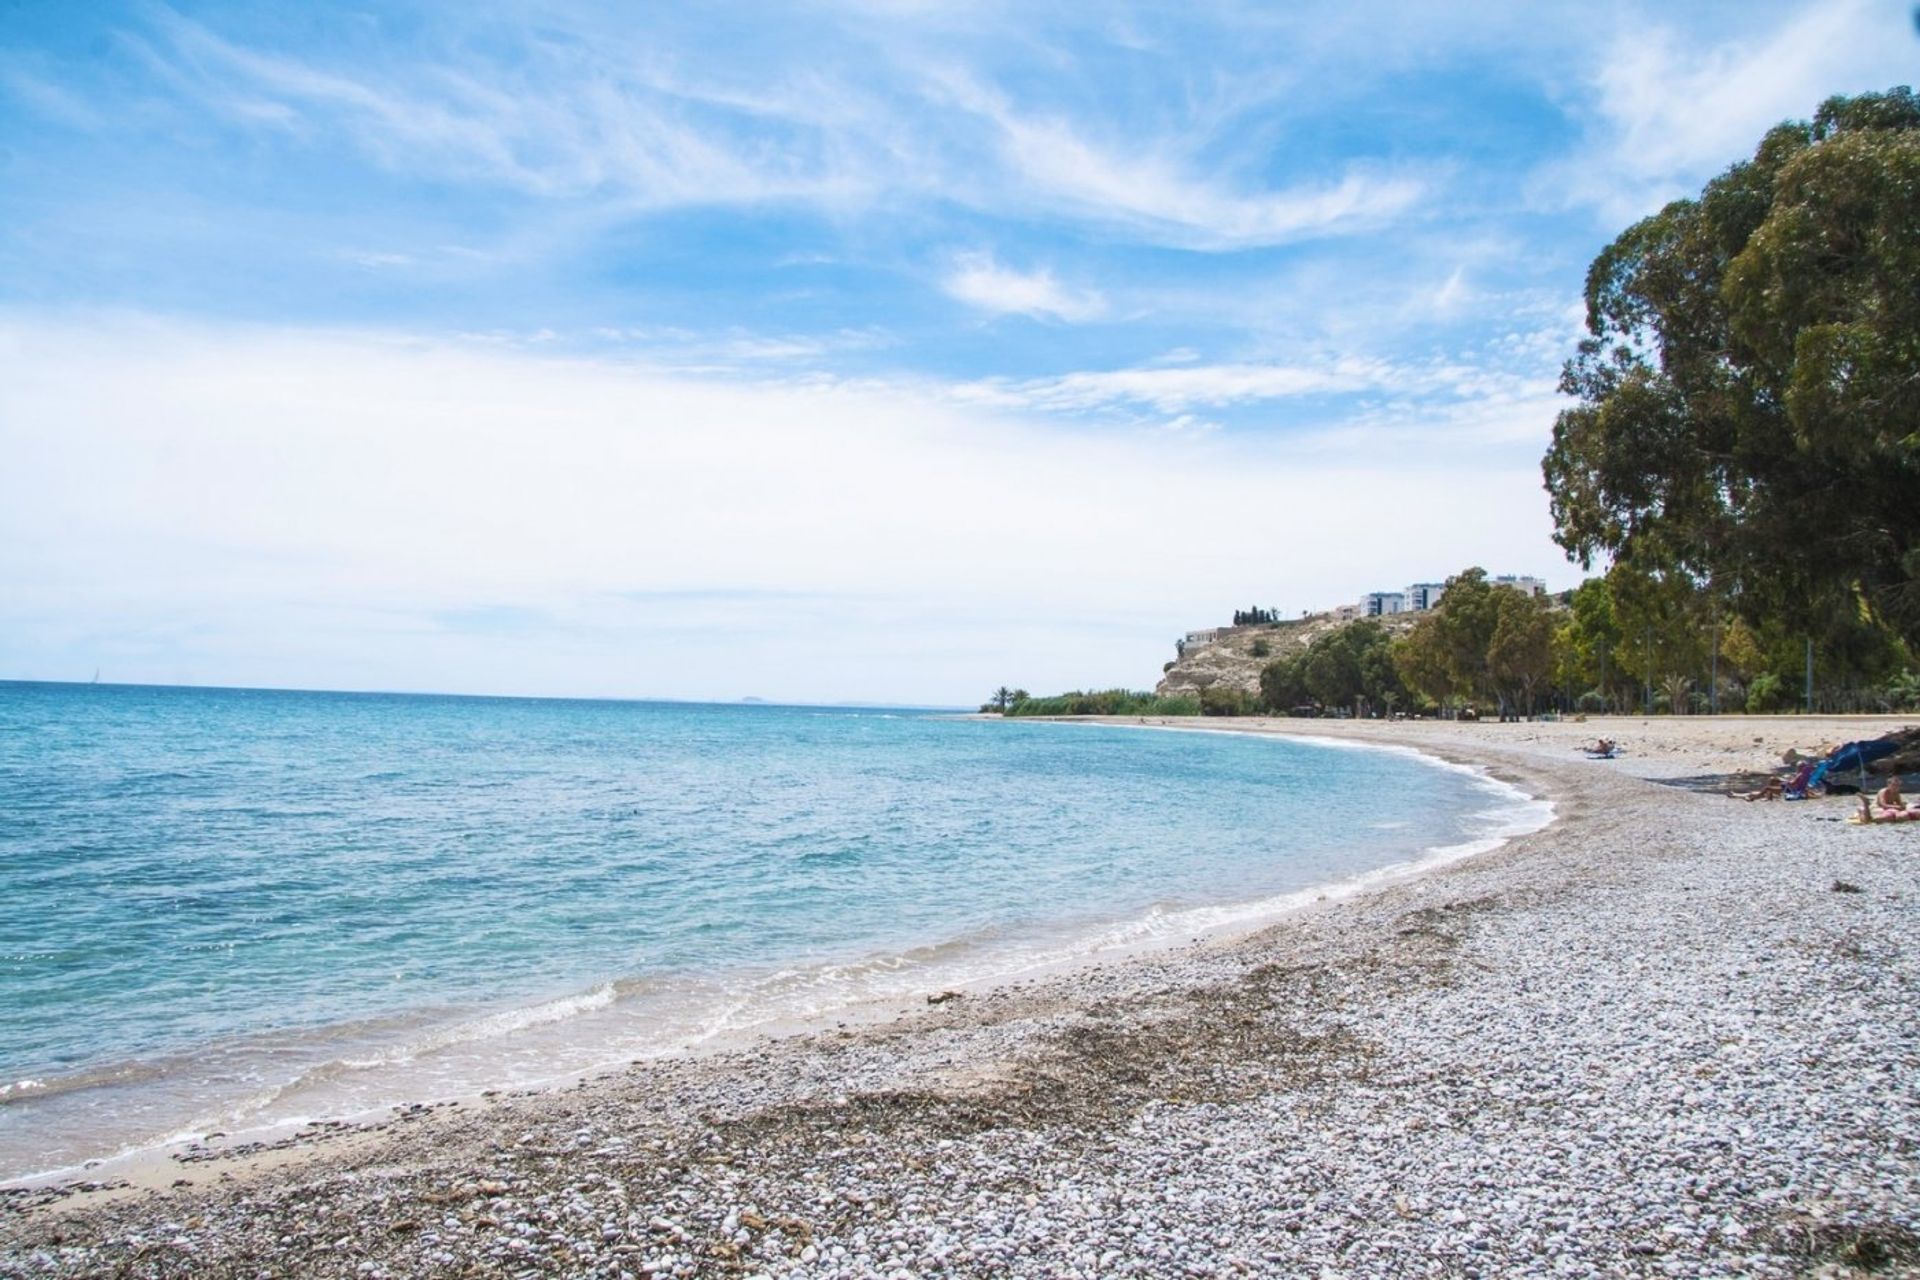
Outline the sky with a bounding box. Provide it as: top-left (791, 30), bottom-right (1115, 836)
top-left (1, 1), bottom-right (1915, 705)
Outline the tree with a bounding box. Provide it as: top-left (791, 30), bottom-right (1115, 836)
top-left (1543, 88), bottom-right (1920, 647)
top-left (1299, 620), bottom-right (1403, 716)
top-left (1604, 561), bottom-right (1711, 709)
top-left (990, 686), bottom-right (1014, 712)
top-left (1258, 655), bottom-right (1310, 713)
top-left (1488, 589), bottom-right (1555, 718)
top-left (1553, 577), bottom-right (1621, 709)
top-left (1391, 624), bottom-right (1453, 712)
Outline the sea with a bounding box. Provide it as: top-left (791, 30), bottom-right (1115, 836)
top-left (0, 681), bottom-right (1547, 1181)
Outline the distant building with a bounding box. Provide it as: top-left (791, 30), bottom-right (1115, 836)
top-left (1405, 582), bottom-right (1446, 611)
top-left (1361, 591), bottom-right (1407, 616)
top-left (1332, 604), bottom-right (1361, 621)
top-left (1176, 627), bottom-right (1222, 658)
top-left (1492, 574), bottom-right (1547, 597)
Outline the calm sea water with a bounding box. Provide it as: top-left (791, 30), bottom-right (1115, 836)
top-left (0, 682), bottom-right (1541, 1179)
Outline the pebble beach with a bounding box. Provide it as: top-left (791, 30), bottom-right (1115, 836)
top-left (3, 714), bottom-right (1916, 1278)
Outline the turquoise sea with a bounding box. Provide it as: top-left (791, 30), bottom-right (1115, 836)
top-left (0, 681), bottom-right (1543, 1179)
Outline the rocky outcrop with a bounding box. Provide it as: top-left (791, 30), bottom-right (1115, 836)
top-left (1154, 612), bottom-right (1421, 698)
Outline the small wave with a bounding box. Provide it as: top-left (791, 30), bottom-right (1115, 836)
top-left (243, 982), bottom-right (626, 1115)
top-left (0, 1059), bottom-right (172, 1107)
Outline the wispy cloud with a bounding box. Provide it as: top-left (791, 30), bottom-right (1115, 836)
top-left (140, 9), bottom-right (894, 208)
top-left (931, 70), bottom-right (1428, 249)
top-left (1542, 0), bottom-right (1915, 219)
top-left (0, 62), bottom-right (104, 130)
top-left (953, 357), bottom-right (1400, 414)
top-left (940, 252), bottom-right (1107, 321)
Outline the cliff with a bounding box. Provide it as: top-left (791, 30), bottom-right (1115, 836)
top-left (1154, 611), bottom-right (1422, 698)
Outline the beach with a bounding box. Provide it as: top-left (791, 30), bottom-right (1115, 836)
top-left (3, 714), bottom-right (1916, 1277)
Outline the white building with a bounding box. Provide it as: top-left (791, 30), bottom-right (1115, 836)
top-left (1492, 574), bottom-right (1548, 597)
top-left (1405, 582), bottom-right (1446, 611)
top-left (1361, 591), bottom-right (1407, 616)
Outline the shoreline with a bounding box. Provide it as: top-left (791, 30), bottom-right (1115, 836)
top-left (4, 714), bottom-right (1917, 1276)
top-left (0, 723), bottom-right (1545, 1192)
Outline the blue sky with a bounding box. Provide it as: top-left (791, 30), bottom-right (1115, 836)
top-left (1, 0), bottom-right (1914, 702)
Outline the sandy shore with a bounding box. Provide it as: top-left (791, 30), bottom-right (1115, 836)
top-left (3, 714), bottom-right (1917, 1277)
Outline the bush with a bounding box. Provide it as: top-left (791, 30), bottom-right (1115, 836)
top-left (1250, 639), bottom-right (1271, 658)
top-left (1199, 686), bottom-right (1251, 716)
top-left (1746, 672), bottom-right (1791, 713)
top-left (1575, 689), bottom-right (1608, 713)
top-left (1004, 689), bottom-right (1201, 717)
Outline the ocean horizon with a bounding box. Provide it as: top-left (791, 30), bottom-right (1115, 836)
top-left (0, 680), bottom-right (1539, 1181)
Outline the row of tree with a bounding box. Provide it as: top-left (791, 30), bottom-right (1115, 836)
top-left (1255, 566), bottom-right (1920, 719)
top-left (1231, 606), bottom-right (1284, 626)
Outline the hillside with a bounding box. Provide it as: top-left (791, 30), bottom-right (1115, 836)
top-left (1153, 611), bottom-right (1423, 699)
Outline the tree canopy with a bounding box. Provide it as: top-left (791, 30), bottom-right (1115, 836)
top-left (1542, 87), bottom-right (1920, 646)
top-left (1257, 620), bottom-right (1403, 716)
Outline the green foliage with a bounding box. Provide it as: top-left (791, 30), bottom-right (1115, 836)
top-left (1258, 654), bottom-right (1311, 712)
top-left (1554, 577), bottom-right (1622, 707)
top-left (1489, 588), bottom-right (1556, 715)
top-left (1543, 87), bottom-right (1920, 647)
top-left (1393, 568), bottom-right (1522, 710)
top-left (1199, 685), bottom-right (1251, 716)
top-left (1604, 562), bottom-right (1711, 694)
top-left (1004, 688), bottom-right (1200, 717)
top-left (1745, 671), bottom-right (1791, 713)
top-left (1250, 639), bottom-right (1271, 659)
top-left (1258, 620), bottom-right (1404, 715)
top-left (1887, 670), bottom-right (1920, 711)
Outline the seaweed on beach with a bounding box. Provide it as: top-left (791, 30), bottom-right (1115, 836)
top-left (1776, 1219), bottom-right (1920, 1273)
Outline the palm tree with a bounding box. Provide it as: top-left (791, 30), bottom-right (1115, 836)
top-left (1660, 673), bottom-right (1693, 715)
top-left (991, 686), bottom-right (1014, 712)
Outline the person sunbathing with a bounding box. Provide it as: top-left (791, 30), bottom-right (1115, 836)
top-left (1739, 760), bottom-right (1815, 800)
top-left (1859, 776), bottom-right (1917, 822)
top-left (1859, 795), bottom-right (1920, 823)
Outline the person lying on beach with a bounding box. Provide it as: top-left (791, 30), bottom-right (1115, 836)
top-left (1583, 738), bottom-right (1617, 758)
top-left (1856, 776), bottom-right (1917, 823)
top-left (1858, 793), bottom-right (1920, 823)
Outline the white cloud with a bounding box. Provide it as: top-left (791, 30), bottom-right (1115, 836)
top-left (1547, 0), bottom-right (1916, 219)
top-left (0, 63), bottom-right (104, 130)
top-left (934, 71), bottom-right (1427, 249)
top-left (119, 9), bottom-right (1432, 250)
top-left (954, 358), bottom-right (1396, 413)
top-left (941, 252), bottom-right (1107, 321)
top-left (145, 11), bottom-right (895, 208)
top-left (0, 313), bottom-right (1568, 702)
